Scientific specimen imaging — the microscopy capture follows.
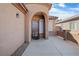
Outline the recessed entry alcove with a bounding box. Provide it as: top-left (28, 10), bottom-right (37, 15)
top-left (31, 12), bottom-right (45, 40)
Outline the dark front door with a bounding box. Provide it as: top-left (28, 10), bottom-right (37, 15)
top-left (32, 20), bottom-right (39, 39)
top-left (39, 19), bottom-right (45, 38)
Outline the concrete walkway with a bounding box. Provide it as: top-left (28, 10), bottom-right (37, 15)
top-left (22, 36), bottom-right (79, 56)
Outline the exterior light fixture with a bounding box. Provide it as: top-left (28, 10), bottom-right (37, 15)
top-left (16, 13), bottom-right (19, 18)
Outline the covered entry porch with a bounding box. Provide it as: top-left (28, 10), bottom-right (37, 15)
top-left (22, 36), bottom-right (79, 56)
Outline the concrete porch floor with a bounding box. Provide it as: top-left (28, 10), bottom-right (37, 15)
top-left (22, 36), bottom-right (79, 56)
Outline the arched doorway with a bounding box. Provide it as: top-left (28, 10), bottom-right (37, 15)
top-left (31, 12), bottom-right (45, 39)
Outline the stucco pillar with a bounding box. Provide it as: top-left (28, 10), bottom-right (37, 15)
top-left (25, 13), bottom-right (31, 43)
top-left (45, 14), bottom-right (48, 39)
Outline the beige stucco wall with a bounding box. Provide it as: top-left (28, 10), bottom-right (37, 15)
top-left (68, 20), bottom-right (79, 44)
top-left (61, 20), bottom-right (79, 31)
top-left (56, 22), bottom-right (70, 30)
top-left (0, 4), bottom-right (25, 55)
top-left (48, 20), bottom-right (56, 35)
top-left (25, 4), bottom-right (49, 42)
top-left (48, 20), bottom-right (54, 31)
top-left (61, 22), bottom-right (70, 30)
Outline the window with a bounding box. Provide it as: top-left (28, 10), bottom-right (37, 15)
top-left (69, 22), bottom-right (75, 30)
top-left (69, 22), bottom-right (79, 30)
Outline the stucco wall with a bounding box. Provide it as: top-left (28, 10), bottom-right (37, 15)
top-left (67, 20), bottom-right (79, 44)
top-left (48, 20), bottom-right (56, 36)
top-left (48, 20), bottom-right (56, 31)
top-left (25, 4), bottom-right (49, 42)
top-left (0, 4), bottom-right (25, 55)
top-left (61, 22), bottom-right (70, 30)
top-left (48, 20), bottom-right (54, 31)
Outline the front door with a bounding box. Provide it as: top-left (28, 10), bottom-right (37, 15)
top-left (39, 19), bottom-right (45, 38)
top-left (32, 20), bottom-right (39, 39)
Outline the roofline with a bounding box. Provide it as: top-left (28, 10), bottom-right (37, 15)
top-left (56, 15), bottom-right (79, 24)
top-left (12, 3), bottom-right (28, 14)
top-left (49, 16), bottom-right (58, 20)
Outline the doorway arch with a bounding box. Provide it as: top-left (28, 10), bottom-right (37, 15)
top-left (31, 12), bottom-right (47, 39)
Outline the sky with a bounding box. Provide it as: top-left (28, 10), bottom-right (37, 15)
top-left (49, 3), bottom-right (79, 20)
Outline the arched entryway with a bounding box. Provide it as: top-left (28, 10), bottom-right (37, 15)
top-left (31, 12), bottom-right (46, 39)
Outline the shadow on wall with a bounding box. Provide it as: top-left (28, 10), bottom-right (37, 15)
top-left (55, 26), bottom-right (78, 44)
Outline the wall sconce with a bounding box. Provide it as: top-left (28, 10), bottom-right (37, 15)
top-left (16, 13), bottom-right (19, 18)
